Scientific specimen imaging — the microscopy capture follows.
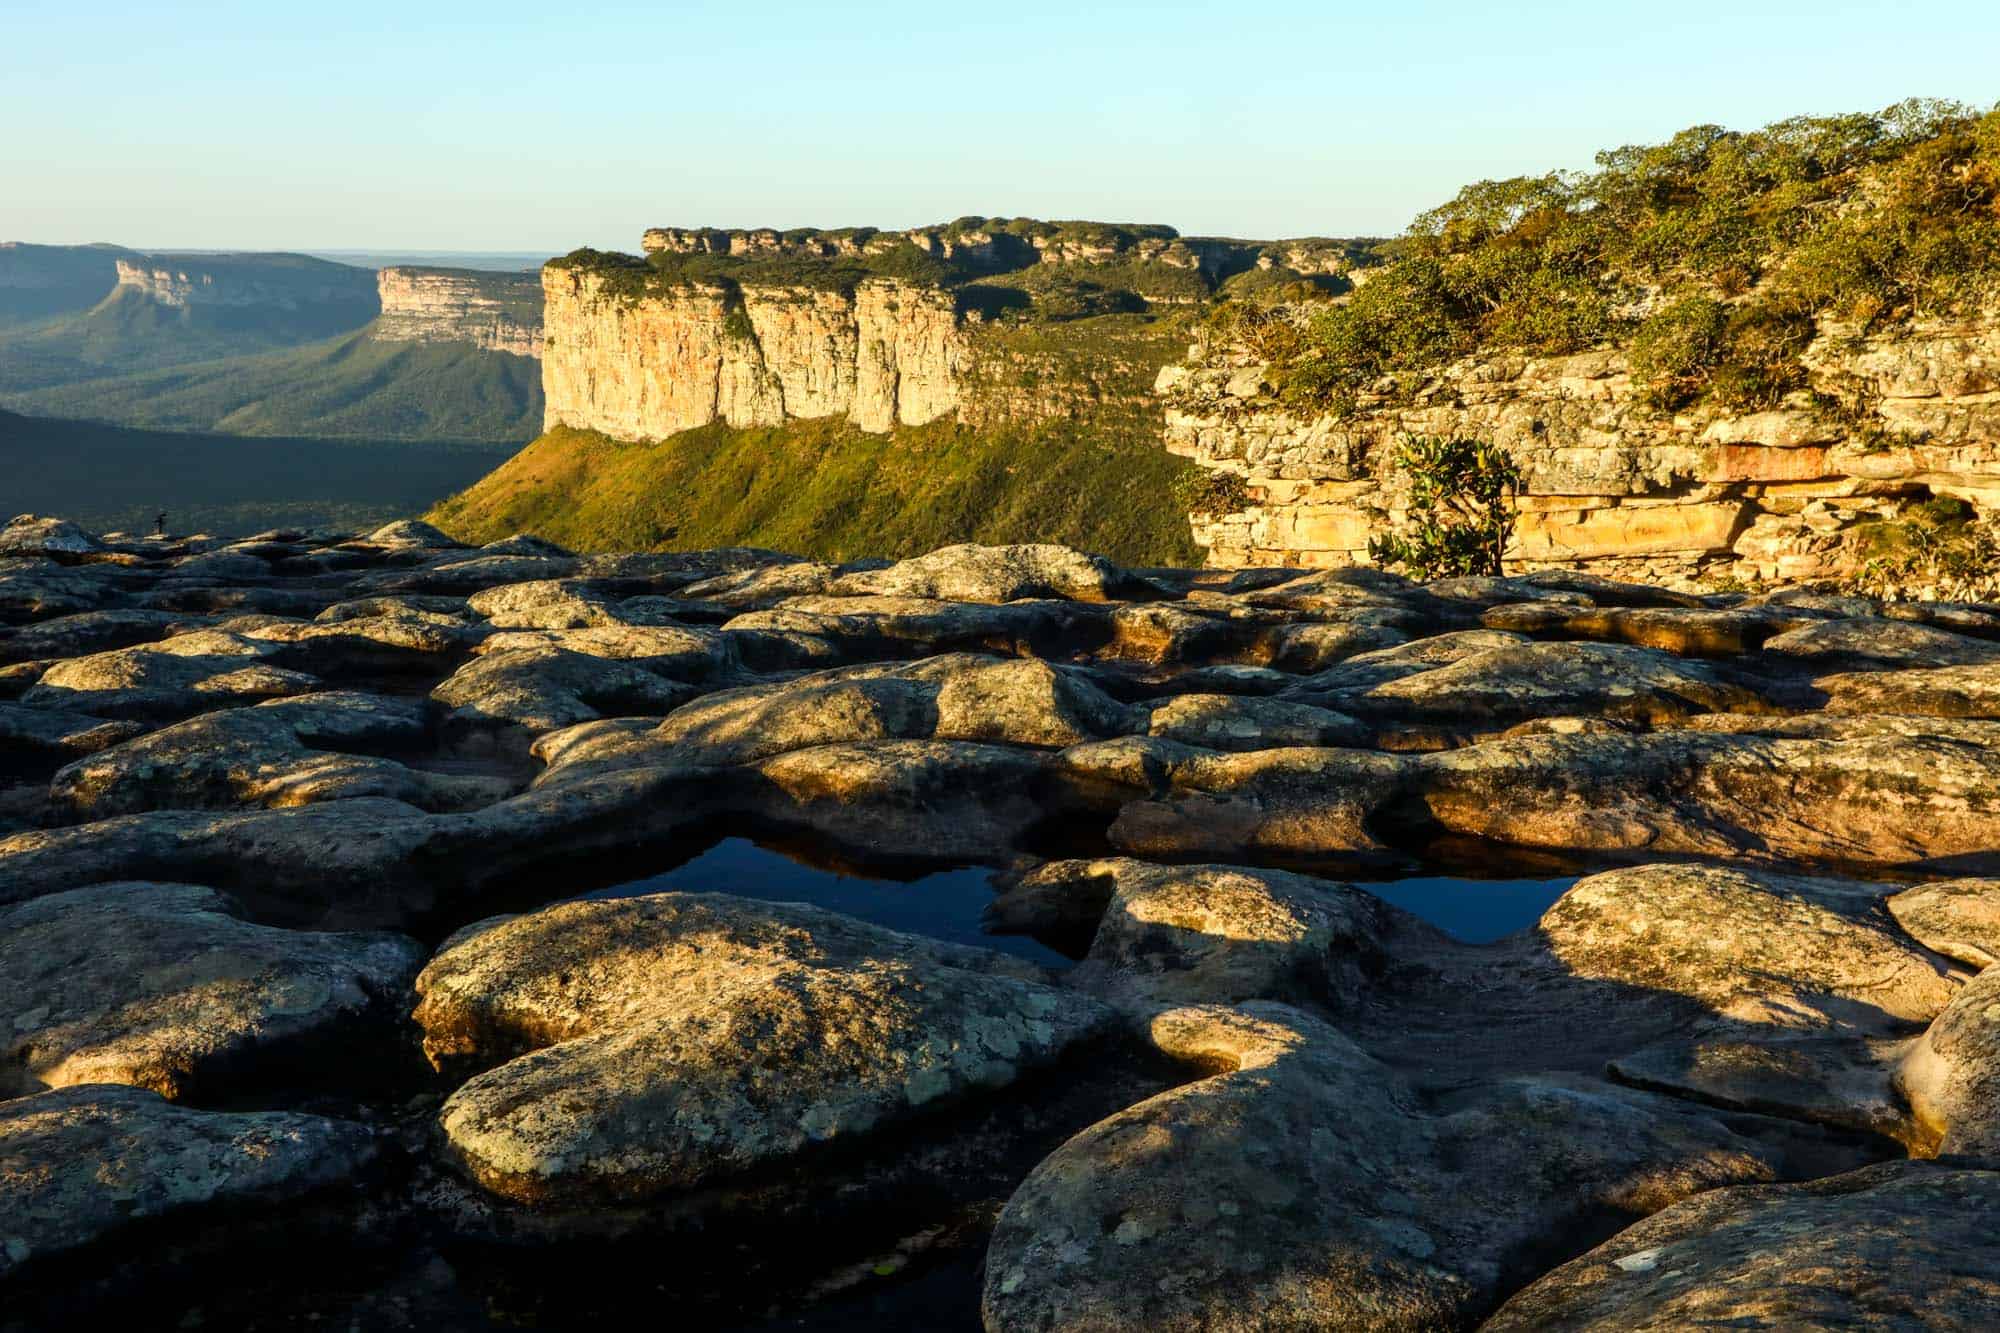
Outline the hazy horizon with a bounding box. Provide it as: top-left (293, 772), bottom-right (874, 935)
top-left (6, 1), bottom-right (1997, 253)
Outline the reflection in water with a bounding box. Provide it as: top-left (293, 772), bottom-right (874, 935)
top-left (1363, 875), bottom-right (1580, 943)
top-left (586, 837), bottom-right (1073, 969)
top-left (586, 837), bottom-right (1582, 960)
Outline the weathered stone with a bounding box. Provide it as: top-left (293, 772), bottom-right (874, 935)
top-left (0, 609), bottom-right (188, 665)
top-left (1760, 615), bottom-right (2000, 670)
top-left (1056, 859), bottom-right (1426, 1012)
top-left (1817, 661), bottom-right (2000, 718)
top-left (49, 692), bottom-right (508, 817)
top-left (0, 703), bottom-right (142, 764)
top-left (0, 1085), bottom-right (375, 1286)
top-left (416, 893), bottom-right (1111, 1204)
top-left (1142, 694), bottom-right (1368, 751)
top-left (984, 1002), bottom-right (1808, 1332)
top-left (1333, 641), bottom-right (1769, 733)
top-left (1482, 1161), bottom-right (2000, 1331)
top-left (831, 543), bottom-right (1160, 604)
top-left (1539, 864), bottom-right (1962, 1027)
top-left (0, 882), bottom-right (421, 1098)
top-left (1900, 965), bottom-right (2000, 1160)
top-left (0, 515), bottom-right (107, 560)
top-left (20, 629), bottom-right (320, 720)
top-left (1888, 879), bottom-right (2000, 968)
top-left (433, 645), bottom-right (698, 741)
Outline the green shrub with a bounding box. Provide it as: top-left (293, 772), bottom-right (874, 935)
top-left (1170, 467), bottom-right (1251, 516)
top-left (1850, 495), bottom-right (1999, 596)
top-left (1368, 435), bottom-right (1522, 578)
top-left (1630, 296), bottom-right (1728, 408)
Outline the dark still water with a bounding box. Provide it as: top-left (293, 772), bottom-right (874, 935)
top-left (586, 837), bottom-right (1074, 969)
top-left (585, 838), bottom-right (1581, 960)
top-left (1363, 874), bottom-right (1580, 943)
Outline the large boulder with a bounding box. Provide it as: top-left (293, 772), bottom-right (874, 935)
top-left (415, 893), bottom-right (1112, 1205)
top-left (1055, 858), bottom-right (1428, 1012)
top-left (1899, 964), bottom-right (2000, 1161)
top-left (0, 881), bottom-right (421, 1099)
top-left (20, 630), bottom-right (320, 720)
top-left (1332, 641), bottom-right (1770, 735)
top-left (432, 645), bottom-right (698, 743)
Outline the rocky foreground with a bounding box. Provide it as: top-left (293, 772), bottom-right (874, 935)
top-left (2, 512), bottom-right (1999, 1329)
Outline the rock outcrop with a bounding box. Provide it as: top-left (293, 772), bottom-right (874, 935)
top-left (1161, 314), bottom-right (2000, 592)
top-left (372, 266), bottom-right (543, 358)
top-left (112, 253), bottom-right (379, 314)
top-left (540, 265), bottom-right (965, 439)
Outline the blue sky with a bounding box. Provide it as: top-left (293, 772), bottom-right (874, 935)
top-left (4, 1), bottom-right (1997, 253)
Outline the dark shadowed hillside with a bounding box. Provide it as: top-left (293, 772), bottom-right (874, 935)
top-left (0, 409), bottom-right (508, 537)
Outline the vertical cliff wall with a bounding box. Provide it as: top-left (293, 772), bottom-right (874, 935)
top-left (113, 254), bottom-right (379, 314)
top-left (373, 267), bottom-right (542, 358)
top-left (1159, 314), bottom-right (2000, 591)
top-left (540, 267), bottom-right (966, 439)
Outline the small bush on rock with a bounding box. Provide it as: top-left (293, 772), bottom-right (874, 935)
top-left (1369, 435), bottom-right (1523, 578)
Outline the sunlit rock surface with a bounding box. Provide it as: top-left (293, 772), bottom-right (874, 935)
top-left (0, 522), bottom-right (1996, 1326)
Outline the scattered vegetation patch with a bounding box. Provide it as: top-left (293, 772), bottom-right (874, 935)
top-left (1367, 435), bottom-right (1522, 578)
top-left (1170, 468), bottom-right (1252, 516)
top-left (0, 409), bottom-right (506, 537)
top-left (1849, 495), bottom-right (2000, 597)
top-left (4, 328), bottom-right (542, 442)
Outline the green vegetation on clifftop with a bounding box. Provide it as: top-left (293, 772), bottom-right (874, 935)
top-left (1251, 99), bottom-right (2000, 415)
top-left (427, 419), bottom-right (1203, 565)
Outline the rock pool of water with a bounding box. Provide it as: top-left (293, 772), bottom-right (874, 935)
top-left (1362, 873), bottom-right (1580, 942)
top-left (586, 837), bottom-right (1074, 968)
top-left (588, 837), bottom-right (1580, 958)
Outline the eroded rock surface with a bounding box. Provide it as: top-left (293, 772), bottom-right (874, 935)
top-left (1, 522), bottom-right (1995, 1325)
top-left (416, 893), bottom-right (1112, 1204)
top-left (0, 1085), bottom-right (374, 1286)
top-left (0, 882), bottom-right (421, 1098)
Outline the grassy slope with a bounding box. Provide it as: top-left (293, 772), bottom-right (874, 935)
top-left (0, 286), bottom-right (379, 393)
top-left (427, 418), bottom-right (1202, 566)
top-left (7, 328), bottom-right (543, 442)
top-left (1, 409), bottom-right (509, 538)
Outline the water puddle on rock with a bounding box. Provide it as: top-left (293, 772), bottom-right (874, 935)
top-left (1361, 874), bottom-right (1581, 943)
top-left (585, 836), bottom-right (1073, 969)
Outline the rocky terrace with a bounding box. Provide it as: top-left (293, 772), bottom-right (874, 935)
top-left (2, 511), bottom-right (1999, 1329)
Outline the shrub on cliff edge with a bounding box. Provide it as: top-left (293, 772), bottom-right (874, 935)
top-left (1368, 435), bottom-right (1522, 578)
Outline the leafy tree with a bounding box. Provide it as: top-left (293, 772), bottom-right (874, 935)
top-left (1368, 435), bottom-right (1522, 578)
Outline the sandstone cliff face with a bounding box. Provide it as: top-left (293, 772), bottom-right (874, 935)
top-left (372, 267), bottom-right (543, 359)
top-left (1160, 315), bottom-right (2000, 591)
top-left (114, 256), bottom-right (378, 313)
top-left (540, 267), bottom-right (966, 439)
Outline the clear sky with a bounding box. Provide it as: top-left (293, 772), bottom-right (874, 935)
top-left (4, 1), bottom-right (1997, 254)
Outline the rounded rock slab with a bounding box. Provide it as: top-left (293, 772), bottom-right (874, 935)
top-left (0, 881), bottom-right (423, 1100)
top-left (416, 892), bottom-right (1111, 1206)
top-left (0, 1085), bottom-right (376, 1287)
top-left (1480, 1160), bottom-right (2000, 1331)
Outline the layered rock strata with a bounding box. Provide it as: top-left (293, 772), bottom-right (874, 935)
top-left (372, 266), bottom-right (543, 358)
top-left (541, 267), bottom-right (962, 438)
top-left (112, 254), bottom-right (379, 314)
top-left (1162, 314), bottom-right (2000, 591)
